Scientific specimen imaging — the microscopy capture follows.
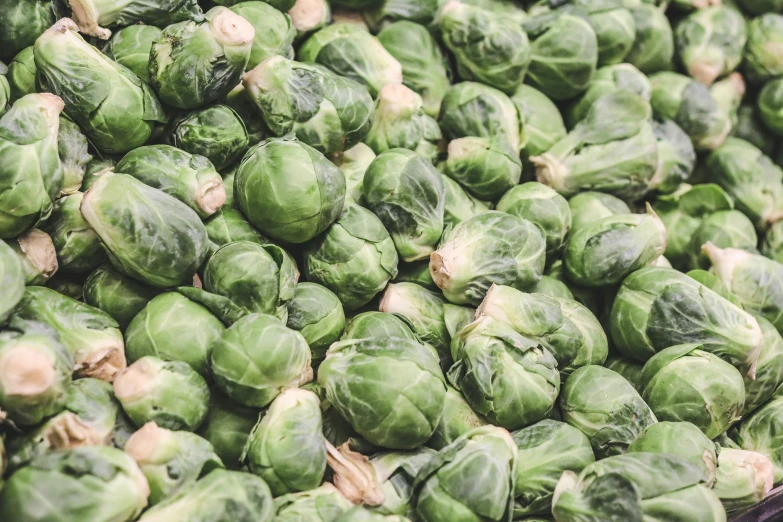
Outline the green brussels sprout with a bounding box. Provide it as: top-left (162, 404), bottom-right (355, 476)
top-left (649, 71), bottom-right (732, 150)
top-left (759, 77), bottom-right (783, 136)
top-left (744, 14), bottom-right (783, 85)
top-left (297, 23), bottom-right (402, 97)
top-left (125, 292), bottom-right (226, 378)
top-left (83, 264), bottom-right (160, 330)
top-left (363, 148), bottom-right (445, 262)
top-left (0, 446), bottom-right (149, 522)
top-left (0, 67), bottom-right (9, 115)
top-left (304, 204), bottom-right (399, 311)
top-left (449, 317), bottom-right (559, 430)
top-left (166, 105), bottom-right (249, 171)
top-left (713, 448), bottom-right (775, 513)
top-left (522, 12), bottom-right (598, 101)
top-left (563, 205), bottom-right (668, 287)
top-left (732, 104), bottom-right (778, 157)
top-left (318, 336), bottom-right (446, 449)
top-left (609, 266), bottom-right (763, 377)
top-left (560, 365), bottom-right (657, 458)
top-left (687, 210), bottom-right (758, 269)
top-left (215, 0), bottom-right (294, 8)
top-left (34, 19), bottom-right (166, 154)
top-left (511, 419), bottom-right (595, 517)
top-left (341, 311), bottom-right (417, 341)
top-left (529, 275), bottom-right (575, 300)
top-left (565, 63), bottom-right (652, 128)
top-left (552, 452), bottom-right (725, 522)
top-left (40, 192), bottom-right (105, 274)
top-left (204, 207), bottom-right (268, 257)
top-left (511, 84), bottom-right (566, 176)
top-left (56, 116), bottom-right (92, 195)
top-left (765, 221), bottom-right (783, 265)
top-left (125, 422), bottom-right (223, 505)
top-left (364, 0), bottom-right (440, 29)
top-left (413, 426), bottom-right (517, 522)
top-left (640, 343), bottom-right (745, 438)
top-left (742, 316), bottom-right (783, 415)
top-left (675, 6), bottom-right (747, 86)
top-left (710, 72), bottom-right (745, 128)
top-left (333, 143), bottom-right (375, 207)
top-left (0, 0), bottom-right (56, 61)
top-left (0, 240), bottom-right (24, 323)
top-left (335, 507), bottom-right (410, 522)
top-left (203, 241), bottom-right (297, 320)
top-left (14, 286), bottom-right (126, 381)
top-left (650, 119), bottom-right (697, 194)
top-left (288, 0), bottom-right (331, 37)
top-left (229, 1), bottom-right (295, 71)
top-left (148, 7), bottom-right (253, 109)
top-left (568, 190), bottom-right (631, 232)
top-left (478, 285), bottom-right (608, 374)
top-left (116, 145), bottom-right (225, 218)
top-left (377, 21), bottom-right (451, 118)
top-left (365, 84), bottom-right (441, 165)
top-left (431, 211), bottom-right (546, 305)
top-left (583, 3), bottom-right (637, 67)
top-left (393, 261), bottom-right (438, 291)
top-left (5, 228), bottom-right (58, 285)
top-left (211, 313), bottom-right (313, 408)
top-left (734, 397), bottom-right (783, 485)
top-left (6, 47), bottom-right (37, 102)
top-left (0, 93), bottom-right (63, 239)
top-left (114, 356), bottom-right (209, 431)
top-left (444, 137), bottom-right (521, 201)
top-left (80, 172), bottom-right (210, 287)
top-left (198, 392), bottom-right (259, 470)
top-left (80, 157), bottom-right (115, 192)
top-left (242, 388), bottom-right (326, 496)
top-left (102, 24), bottom-right (162, 84)
top-left (436, 1), bottom-right (529, 94)
top-left (274, 483), bottom-right (353, 522)
top-left (604, 356), bottom-right (644, 393)
top-left (625, 3), bottom-right (675, 74)
top-left (0, 319), bottom-right (73, 426)
top-left (440, 173), bottom-right (490, 228)
top-left (439, 82), bottom-right (522, 151)
top-left (428, 385), bottom-right (486, 450)
top-left (535, 92), bottom-right (659, 202)
top-left (243, 57), bottom-right (373, 156)
top-left (628, 421), bottom-right (719, 486)
top-left (136, 469), bottom-right (274, 522)
top-left (286, 282), bottom-right (346, 362)
top-left (235, 137), bottom-right (345, 243)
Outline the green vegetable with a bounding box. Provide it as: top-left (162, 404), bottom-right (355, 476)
top-left (229, 1), bottom-right (295, 71)
top-left (759, 77), bottom-right (783, 136)
top-left (40, 192), bottom-right (106, 274)
top-left (743, 316), bottom-right (783, 415)
top-left (166, 104), bottom-right (249, 170)
top-left (626, 3), bottom-right (674, 74)
top-left (712, 448), bottom-right (775, 513)
top-left (197, 392), bottom-right (259, 470)
top-left (102, 24), bottom-right (162, 84)
top-left (274, 484), bottom-right (353, 521)
top-left (444, 137), bottom-right (521, 201)
top-left (440, 173), bottom-right (490, 228)
top-left (286, 282), bottom-right (345, 363)
top-left (57, 115), bottom-right (92, 195)
top-left (569, 191), bottom-right (631, 232)
top-left (5, 228), bottom-right (58, 285)
top-left (428, 385), bottom-right (486, 450)
top-left (83, 264), bottom-right (160, 330)
top-left (650, 119), bottom-right (697, 194)
top-left (0, 0), bottom-right (56, 60)
top-left (734, 397), bottom-right (783, 485)
top-left (744, 13), bottom-right (783, 85)
top-left (6, 47), bottom-right (37, 102)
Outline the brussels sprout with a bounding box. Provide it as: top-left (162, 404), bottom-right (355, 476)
top-left (0, 68), bottom-right (9, 115)
top-left (333, 143), bottom-right (375, 207)
top-left (288, 0), bottom-right (331, 37)
top-left (297, 23), bottom-right (402, 97)
top-left (80, 157), bottom-right (115, 192)
top-left (363, 148), bottom-right (445, 262)
top-left (413, 426), bottom-right (517, 522)
top-left (0, 240), bottom-right (24, 323)
top-left (0, 446), bottom-right (149, 522)
top-left (335, 507), bottom-right (410, 522)
top-left (713, 448), bottom-right (775, 513)
top-left (511, 84), bottom-right (566, 175)
top-left (759, 77), bottom-right (783, 136)
top-left (340, 311), bottom-right (416, 341)
top-left (124, 422), bottom-right (223, 505)
top-left (449, 317), bottom-right (559, 430)
top-left (34, 19), bottom-right (166, 154)
top-left (0, 0), bottom-right (56, 61)
top-left (6, 47), bottom-right (37, 102)
top-left (732, 104), bottom-right (778, 157)
top-left (742, 317), bottom-right (783, 415)
top-left (204, 208), bottom-right (268, 258)
top-left (40, 192), bottom-right (104, 274)
top-left (522, 12), bottom-right (598, 101)
top-left (228, 1), bottom-right (295, 71)
top-left (305, 204), bottom-right (399, 311)
top-left (560, 365), bottom-right (657, 458)
top-left (604, 356), bottom-right (644, 392)
top-left (428, 385), bottom-right (486, 451)
top-left (364, 0), bottom-right (440, 29)
top-left (568, 190), bottom-right (631, 232)
top-left (83, 264), bottom-right (159, 330)
top-left (243, 57), bottom-right (373, 156)
top-left (0, 319), bottom-right (72, 426)
top-left (564, 205), bottom-right (667, 287)
top-left (640, 343), bottom-right (745, 438)
top-left (215, 0), bottom-right (294, 8)
top-left (675, 6), bottom-right (747, 86)
top-left (444, 137), bottom-right (521, 201)
top-left (565, 63), bottom-right (652, 128)
top-left (166, 105), bottom-right (249, 171)
top-left (5, 228), bottom-right (58, 285)
top-left (440, 173), bottom-right (490, 228)
top-left (649, 71), bottom-right (732, 150)
top-left (431, 211), bottom-right (546, 305)
top-left (687, 210), bottom-right (758, 269)
top-left (81, 172), bottom-right (210, 287)
top-left (650, 119), bottom-right (697, 194)
top-left (711, 72), bottom-right (746, 128)
top-left (318, 336), bottom-right (446, 449)
top-left (765, 222), bottom-right (783, 268)
top-left (365, 85), bottom-right (441, 165)
top-left (275, 483), bottom-right (353, 522)
top-left (235, 137), bottom-right (345, 243)
top-left (734, 398), bottom-right (783, 485)
top-left (136, 469), bottom-right (274, 522)
top-left (0, 93), bottom-right (63, 239)
top-left (534, 91), bottom-right (658, 202)
top-left (377, 21), bottom-right (451, 118)
top-left (393, 261), bottom-right (438, 292)
top-left (286, 283), bottom-right (345, 362)
top-left (436, 1), bottom-right (529, 94)
top-left (529, 276), bottom-right (575, 300)
top-left (211, 313), bottom-right (312, 408)
top-left (102, 24), bottom-right (162, 84)
top-left (625, 3), bottom-right (675, 74)
top-left (744, 14), bottom-right (783, 85)
top-left (57, 115), bottom-right (92, 195)
top-left (552, 452), bottom-right (725, 522)
top-left (242, 388), bottom-right (326, 496)
top-left (198, 392), bottom-right (259, 470)
top-left (628, 421), bottom-right (719, 486)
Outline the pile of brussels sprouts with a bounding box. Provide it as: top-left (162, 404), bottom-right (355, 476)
top-left (3, 0), bottom-right (783, 520)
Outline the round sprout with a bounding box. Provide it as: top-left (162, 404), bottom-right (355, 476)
top-left (759, 77), bottom-right (783, 136)
top-left (197, 392), bottom-right (259, 470)
top-left (734, 398), bottom-right (783, 485)
top-left (764, 220), bottom-right (783, 263)
top-left (102, 25), bottom-right (162, 84)
top-left (529, 275), bottom-right (574, 300)
top-left (229, 1), bottom-right (295, 71)
top-left (687, 210), bottom-right (758, 269)
top-left (568, 191), bottom-right (631, 232)
top-left (584, 3), bottom-right (636, 67)
top-left (744, 316), bottom-right (783, 415)
top-left (440, 173), bottom-right (490, 228)
top-left (341, 311), bottom-right (417, 341)
top-left (6, 46), bottom-right (37, 102)
top-left (650, 119), bottom-right (697, 194)
top-left (604, 356), bottom-right (644, 393)
top-left (288, 0), bottom-right (331, 36)
top-left (113, 356), bottom-right (210, 431)
top-left (41, 192), bottom-right (105, 274)
top-left (625, 4), bottom-right (674, 74)
top-left (286, 282), bottom-right (346, 362)
top-left (713, 448), bottom-right (775, 513)
top-left (744, 14), bottom-right (783, 85)
top-left (204, 208), bottom-right (269, 258)
top-left (166, 105), bottom-right (249, 171)
top-left (0, 0), bottom-right (55, 60)
top-left (0, 240), bottom-right (24, 323)
top-left (732, 104), bottom-right (778, 157)
top-left (497, 182), bottom-right (571, 257)
top-left (5, 228), bottom-right (58, 285)
top-left (57, 115), bottom-right (92, 195)
top-left (83, 264), bottom-right (160, 331)
top-left (444, 137), bottom-right (521, 201)
top-left (275, 484), bottom-right (353, 522)
top-left (511, 84), bottom-right (566, 175)
top-left (235, 137), bottom-right (346, 243)
top-left (333, 143), bottom-right (376, 207)
top-left (428, 385), bottom-right (487, 450)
